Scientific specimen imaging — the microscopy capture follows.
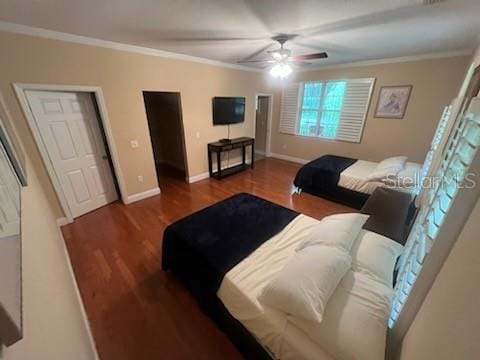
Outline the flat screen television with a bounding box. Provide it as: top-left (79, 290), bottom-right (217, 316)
top-left (213, 97), bottom-right (245, 125)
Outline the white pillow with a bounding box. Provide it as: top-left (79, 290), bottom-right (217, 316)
top-left (367, 156), bottom-right (408, 182)
top-left (351, 229), bottom-right (404, 286)
top-left (258, 246), bottom-right (351, 323)
top-left (296, 213), bottom-right (369, 252)
top-left (383, 162), bottom-right (422, 188)
top-left (377, 156), bottom-right (408, 170)
top-left (289, 271), bottom-right (391, 360)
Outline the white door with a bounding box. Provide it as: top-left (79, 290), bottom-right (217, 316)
top-left (25, 90), bottom-right (118, 218)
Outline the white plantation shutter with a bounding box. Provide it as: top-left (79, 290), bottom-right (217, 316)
top-left (416, 105), bottom-right (452, 198)
top-left (389, 97), bottom-right (480, 328)
top-left (280, 78), bottom-right (374, 141)
top-left (336, 78), bottom-right (375, 143)
top-left (279, 82), bottom-right (302, 134)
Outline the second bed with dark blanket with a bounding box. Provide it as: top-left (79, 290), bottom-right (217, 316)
top-left (294, 154), bottom-right (369, 209)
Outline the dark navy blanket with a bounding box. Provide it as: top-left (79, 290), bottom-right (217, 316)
top-left (294, 154), bottom-right (357, 191)
top-left (162, 193), bottom-right (298, 304)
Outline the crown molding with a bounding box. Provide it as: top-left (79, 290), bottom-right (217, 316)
top-left (0, 21), bottom-right (261, 73)
top-left (298, 49), bottom-right (473, 72)
top-left (0, 21), bottom-right (474, 74)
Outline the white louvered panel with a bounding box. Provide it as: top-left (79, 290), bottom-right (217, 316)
top-left (279, 82), bottom-right (302, 134)
top-left (416, 233), bottom-right (428, 264)
top-left (417, 106), bottom-right (452, 196)
top-left (389, 101), bottom-right (480, 328)
top-left (336, 78), bottom-right (375, 143)
top-left (430, 201), bottom-right (444, 228)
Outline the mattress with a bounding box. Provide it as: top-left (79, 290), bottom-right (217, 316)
top-left (339, 161), bottom-right (421, 194)
top-left (218, 214), bottom-right (393, 360)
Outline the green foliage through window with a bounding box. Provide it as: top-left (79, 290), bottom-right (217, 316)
top-left (298, 81), bottom-right (346, 139)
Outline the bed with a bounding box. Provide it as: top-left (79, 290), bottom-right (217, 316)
top-left (293, 155), bottom-right (421, 209)
top-left (218, 215), bottom-right (394, 360)
top-left (162, 192), bottom-right (412, 360)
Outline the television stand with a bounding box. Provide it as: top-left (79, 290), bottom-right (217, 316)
top-left (207, 137), bottom-right (255, 179)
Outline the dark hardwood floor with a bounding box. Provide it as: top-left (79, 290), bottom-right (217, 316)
top-left (62, 158), bottom-right (353, 360)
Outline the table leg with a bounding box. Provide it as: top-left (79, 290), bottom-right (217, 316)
top-left (251, 142), bottom-right (255, 169)
top-left (242, 145), bottom-right (246, 166)
top-left (217, 150), bottom-right (221, 178)
top-left (208, 149), bottom-right (213, 177)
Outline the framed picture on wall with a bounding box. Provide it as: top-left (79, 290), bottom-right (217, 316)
top-left (374, 85), bottom-right (412, 119)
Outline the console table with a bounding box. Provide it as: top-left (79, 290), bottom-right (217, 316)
top-left (207, 137), bottom-right (254, 179)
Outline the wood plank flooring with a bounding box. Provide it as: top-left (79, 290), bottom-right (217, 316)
top-left (62, 158), bottom-right (353, 360)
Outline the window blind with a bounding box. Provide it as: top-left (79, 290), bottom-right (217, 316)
top-left (416, 105), bottom-right (452, 196)
top-left (279, 82), bottom-right (302, 135)
top-left (336, 78), bottom-right (375, 143)
top-left (279, 78), bottom-right (374, 143)
top-left (389, 98), bottom-right (480, 328)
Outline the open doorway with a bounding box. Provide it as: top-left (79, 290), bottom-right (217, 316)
top-left (143, 91), bottom-right (188, 184)
top-left (254, 94), bottom-right (272, 161)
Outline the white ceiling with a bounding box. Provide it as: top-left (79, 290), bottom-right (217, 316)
top-left (0, 0), bottom-right (479, 68)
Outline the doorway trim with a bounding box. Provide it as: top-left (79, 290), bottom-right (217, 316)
top-left (253, 93), bottom-right (273, 157)
top-left (13, 83), bottom-right (127, 223)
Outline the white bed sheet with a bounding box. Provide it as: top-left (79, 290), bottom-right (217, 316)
top-left (218, 215), bottom-right (393, 360)
top-left (338, 160), bottom-right (382, 194)
top-left (338, 160), bottom-right (421, 194)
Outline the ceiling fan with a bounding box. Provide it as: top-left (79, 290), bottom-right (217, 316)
top-left (237, 35), bottom-right (328, 78)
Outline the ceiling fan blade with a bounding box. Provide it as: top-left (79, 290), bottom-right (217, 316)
top-left (290, 52), bottom-right (328, 61)
top-left (159, 36), bottom-right (266, 43)
top-left (290, 61), bottom-right (313, 67)
top-left (238, 43), bottom-right (276, 63)
top-left (237, 59), bottom-right (275, 64)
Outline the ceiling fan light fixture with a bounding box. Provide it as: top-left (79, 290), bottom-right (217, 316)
top-left (271, 48), bottom-right (291, 61)
top-left (270, 63), bottom-right (292, 78)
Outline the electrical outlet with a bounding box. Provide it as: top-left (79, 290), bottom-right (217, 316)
top-left (282, 144), bottom-right (287, 150)
top-left (196, 131), bottom-right (201, 139)
top-left (137, 175), bottom-right (143, 182)
top-left (130, 140), bottom-right (139, 148)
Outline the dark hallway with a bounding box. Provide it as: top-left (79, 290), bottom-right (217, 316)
top-left (143, 91), bottom-right (187, 183)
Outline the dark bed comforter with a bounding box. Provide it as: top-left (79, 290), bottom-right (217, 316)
top-left (162, 192), bottom-right (299, 304)
top-left (294, 154), bottom-right (357, 191)
top-left (293, 154), bottom-right (370, 208)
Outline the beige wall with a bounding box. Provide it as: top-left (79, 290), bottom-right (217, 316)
top-left (271, 56), bottom-right (469, 163)
top-left (0, 30), bottom-right (272, 217)
top-left (399, 197), bottom-right (480, 360)
top-left (1, 161), bottom-right (95, 359)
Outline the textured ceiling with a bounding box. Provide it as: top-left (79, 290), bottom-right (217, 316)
top-left (0, 0), bottom-right (478, 67)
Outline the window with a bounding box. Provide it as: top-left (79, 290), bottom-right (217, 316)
top-left (389, 98), bottom-right (480, 329)
top-left (279, 78), bottom-right (375, 143)
top-left (298, 81), bottom-right (346, 139)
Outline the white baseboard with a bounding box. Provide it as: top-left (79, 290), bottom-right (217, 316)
top-left (188, 172), bottom-right (210, 183)
top-left (56, 224), bottom-right (100, 360)
top-left (56, 217), bottom-right (72, 227)
top-left (255, 150), bottom-right (265, 156)
top-left (125, 187), bottom-right (160, 204)
top-left (269, 152), bottom-right (309, 164)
